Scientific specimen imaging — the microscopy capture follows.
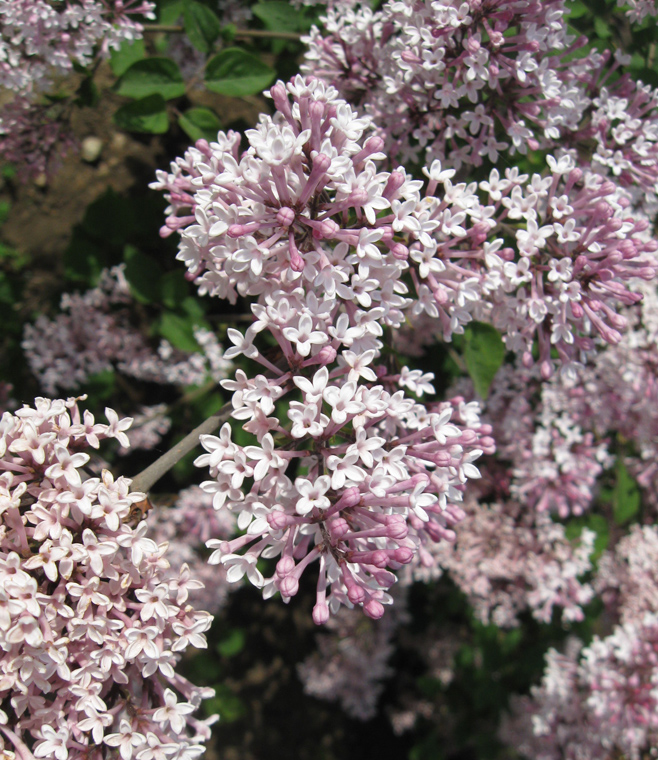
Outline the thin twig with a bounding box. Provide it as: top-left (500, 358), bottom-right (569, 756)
top-left (129, 401), bottom-right (231, 494)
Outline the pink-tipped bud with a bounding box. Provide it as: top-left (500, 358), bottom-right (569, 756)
top-left (540, 360), bottom-right (553, 380)
top-left (390, 242), bottom-right (409, 260)
top-left (400, 50), bottom-right (421, 64)
top-left (277, 207), bottom-right (296, 228)
top-left (312, 153), bottom-right (331, 174)
top-left (279, 575), bottom-right (299, 597)
top-left (338, 486), bottom-right (362, 509)
top-left (363, 600), bottom-right (385, 619)
top-left (316, 345), bottom-right (337, 365)
top-left (268, 511), bottom-right (291, 530)
top-left (383, 170), bottom-right (406, 199)
top-left (385, 516), bottom-right (408, 540)
top-left (276, 555), bottom-right (295, 577)
top-left (347, 583), bottom-right (366, 604)
top-left (392, 547), bottom-right (414, 564)
top-left (330, 518), bottom-right (350, 539)
top-left (371, 550), bottom-right (389, 568)
top-left (312, 602), bottom-right (330, 625)
top-left (228, 224), bottom-right (246, 238)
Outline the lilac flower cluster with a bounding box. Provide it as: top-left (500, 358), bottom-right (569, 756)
top-left (0, 397), bottom-right (215, 760)
top-left (23, 266), bottom-right (232, 395)
top-left (302, 0), bottom-right (600, 168)
top-left (154, 77), bottom-right (494, 621)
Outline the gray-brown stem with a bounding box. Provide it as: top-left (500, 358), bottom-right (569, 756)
top-left (129, 402), bottom-right (231, 494)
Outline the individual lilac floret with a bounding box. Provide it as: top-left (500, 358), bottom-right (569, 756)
top-left (0, 397), bottom-right (215, 760)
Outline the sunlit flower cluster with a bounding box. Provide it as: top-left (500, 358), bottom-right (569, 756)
top-left (0, 397), bottom-right (215, 760)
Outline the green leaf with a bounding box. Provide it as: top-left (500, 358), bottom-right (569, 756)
top-left (157, 311), bottom-right (201, 352)
top-left (113, 95), bottom-right (169, 134)
top-left (183, 0), bottom-right (222, 54)
top-left (566, 513), bottom-right (609, 563)
top-left (178, 107), bottom-right (222, 142)
top-left (565, 0), bottom-right (589, 19)
top-left (123, 245), bottom-right (162, 304)
top-left (252, 1), bottom-right (308, 31)
top-left (203, 685), bottom-right (245, 723)
top-left (115, 58), bottom-right (185, 100)
top-left (205, 48), bottom-right (275, 97)
top-left (0, 200), bottom-right (10, 226)
top-left (593, 15), bottom-right (611, 38)
top-left (612, 458), bottom-right (641, 525)
top-left (216, 628), bottom-right (245, 658)
top-left (158, 0), bottom-right (185, 24)
top-left (463, 322), bottom-right (505, 399)
top-left (109, 38), bottom-right (146, 76)
top-left (160, 270), bottom-right (189, 309)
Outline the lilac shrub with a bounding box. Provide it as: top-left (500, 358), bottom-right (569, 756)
top-left (0, 397), bottom-right (215, 760)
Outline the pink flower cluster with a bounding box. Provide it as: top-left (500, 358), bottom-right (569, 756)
top-left (0, 397), bottom-right (215, 760)
top-left (302, 0), bottom-right (599, 168)
top-left (154, 77), bottom-right (495, 621)
top-left (23, 266), bottom-right (232, 395)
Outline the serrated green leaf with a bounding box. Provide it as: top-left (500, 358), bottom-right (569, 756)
top-left (115, 58), bottom-right (185, 100)
top-left (184, 0), bottom-right (222, 54)
top-left (114, 95), bottom-right (169, 134)
top-left (205, 48), bottom-right (275, 97)
top-left (178, 107), bottom-right (222, 142)
top-left (158, 311), bottom-right (201, 352)
top-left (109, 38), bottom-right (146, 76)
top-left (613, 458), bottom-right (641, 525)
top-left (463, 322), bottom-right (505, 399)
top-left (123, 245), bottom-right (162, 304)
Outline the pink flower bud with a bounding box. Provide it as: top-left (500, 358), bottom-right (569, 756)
top-left (392, 547), bottom-right (413, 564)
top-left (347, 583), bottom-right (365, 604)
top-left (277, 207), bottom-right (296, 228)
top-left (277, 555), bottom-right (296, 577)
top-left (363, 599), bottom-right (385, 619)
top-left (312, 602), bottom-right (329, 625)
top-left (279, 575), bottom-right (299, 597)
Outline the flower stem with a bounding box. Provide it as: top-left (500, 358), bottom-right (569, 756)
top-left (129, 402), bottom-right (232, 494)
